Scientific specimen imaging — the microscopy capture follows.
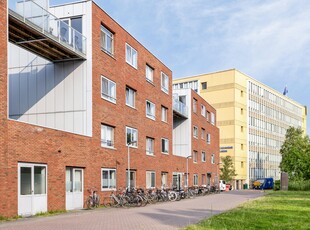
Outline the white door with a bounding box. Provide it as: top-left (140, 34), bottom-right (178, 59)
top-left (66, 168), bottom-right (83, 210)
top-left (18, 163), bottom-right (47, 216)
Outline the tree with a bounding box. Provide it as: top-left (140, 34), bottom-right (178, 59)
top-left (280, 127), bottom-right (310, 181)
top-left (220, 156), bottom-right (237, 182)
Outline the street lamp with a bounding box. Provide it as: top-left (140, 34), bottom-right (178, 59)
top-left (127, 140), bottom-right (137, 191)
top-left (186, 155), bottom-right (192, 188)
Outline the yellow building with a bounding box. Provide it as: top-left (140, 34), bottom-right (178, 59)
top-left (173, 69), bottom-right (307, 189)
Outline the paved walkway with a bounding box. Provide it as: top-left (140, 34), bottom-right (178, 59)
top-left (0, 190), bottom-right (264, 230)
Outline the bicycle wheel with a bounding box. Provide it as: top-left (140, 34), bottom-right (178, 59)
top-left (85, 197), bottom-right (93, 209)
top-left (168, 191), bottom-right (177, 202)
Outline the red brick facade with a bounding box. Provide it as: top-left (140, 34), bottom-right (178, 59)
top-left (0, 2), bottom-right (219, 217)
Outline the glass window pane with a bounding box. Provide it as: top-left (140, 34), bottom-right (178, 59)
top-left (74, 170), bottom-right (82, 192)
top-left (66, 168), bottom-right (73, 192)
top-left (34, 166), bottom-right (46, 194)
top-left (20, 167), bottom-right (32, 195)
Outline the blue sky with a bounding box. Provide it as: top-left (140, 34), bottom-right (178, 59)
top-left (50, 0), bottom-right (310, 135)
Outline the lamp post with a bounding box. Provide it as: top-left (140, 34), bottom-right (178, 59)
top-left (127, 140), bottom-right (137, 191)
top-left (186, 155), bottom-right (192, 188)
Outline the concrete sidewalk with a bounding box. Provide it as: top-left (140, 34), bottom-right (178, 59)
top-left (0, 190), bottom-right (264, 230)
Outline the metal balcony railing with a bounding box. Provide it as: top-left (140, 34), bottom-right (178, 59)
top-left (173, 99), bottom-right (188, 118)
top-left (9, 0), bottom-right (86, 61)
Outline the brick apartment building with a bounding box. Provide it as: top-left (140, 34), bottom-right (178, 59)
top-left (0, 0), bottom-right (219, 217)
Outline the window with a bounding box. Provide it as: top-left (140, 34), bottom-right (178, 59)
top-left (161, 172), bottom-right (168, 188)
top-left (211, 154), bottom-right (215, 164)
top-left (126, 170), bottom-right (136, 189)
top-left (201, 174), bottom-right (206, 185)
top-left (211, 112), bottom-right (215, 125)
top-left (161, 138), bottom-right (169, 154)
top-left (241, 90), bottom-right (244, 97)
top-left (241, 126), bottom-right (244, 132)
top-left (126, 43), bottom-right (137, 68)
top-left (101, 168), bottom-right (116, 190)
top-left (193, 126), bottom-right (198, 139)
top-left (146, 137), bottom-right (154, 155)
top-left (126, 127), bottom-right (138, 147)
top-left (101, 124), bottom-right (114, 148)
top-left (207, 133), bottom-right (211, 144)
top-left (201, 128), bottom-right (205, 139)
top-left (206, 111), bottom-right (210, 121)
top-left (101, 76), bottom-right (116, 103)
top-left (193, 151), bottom-right (198, 163)
top-left (146, 100), bottom-right (156, 120)
top-left (126, 86), bottom-right (135, 108)
top-left (146, 64), bottom-right (154, 82)
top-left (60, 17), bottom-right (83, 52)
top-left (161, 72), bottom-right (169, 94)
top-left (193, 174), bottom-right (198, 186)
top-left (241, 144), bottom-right (244, 150)
top-left (161, 106), bottom-right (168, 122)
top-left (201, 104), bottom-right (206, 117)
top-left (202, 151), bottom-right (206, 162)
top-left (101, 25), bottom-right (114, 55)
top-left (146, 171), bottom-right (156, 188)
top-left (241, 108), bottom-right (244, 115)
top-left (193, 98), bottom-right (197, 113)
top-left (201, 82), bottom-right (207, 90)
top-left (241, 161), bottom-right (244, 168)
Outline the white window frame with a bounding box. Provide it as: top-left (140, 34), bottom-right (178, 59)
top-left (100, 25), bottom-right (114, 56)
top-left (126, 43), bottom-right (137, 69)
top-left (207, 133), bottom-right (211, 144)
top-left (161, 72), bottom-right (169, 94)
top-left (101, 124), bottom-right (114, 148)
top-left (201, 151), bottom-right (206, 162)
top-left (193, 174), bottom-right (198, 186)
top-left (161, 138), bottom-right (169, 154)
top-left (201, 128), bottom-right (205, 139)
top-left (193, 151), bottom-right (198, 163)
top-left (193, 126), bottom-right (198, 139)
top-left (211, 154), bottom-right (215, 164)
top-left (146, 171), bottom-right (156, 189)
top-left (146, 137), bottom-right (154, 156)
top-left (161, 172), bottom-right (168, 188)
top-left (126, 86), bottom-right (136, 108)
top-left (101, 76), bottom-right (116, 103)
top-left (211, 112), bottom-right (215, 125)
top-left (201, 104), bottom-right (206, 117)
top-left (193, 98), bottom-right (197, 113)
top-left (161, 106), bottom-right (168, 122)
top-left (146, 100), bottom-right (156, 120)
top-left (126, 127), bottom-right (138, 147)
top-left (101, 168), bottom-right (116, 190)
top-left (146, 64), bottom-right (154, 83)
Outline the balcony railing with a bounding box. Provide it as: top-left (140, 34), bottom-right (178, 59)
top-left (173, 99), bottom-right (188, 118)
top-left (9, 0), bottom-right (86, 60)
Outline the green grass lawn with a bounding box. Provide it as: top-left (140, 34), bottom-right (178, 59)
top-left (186, 191), bottom-right (310, 230)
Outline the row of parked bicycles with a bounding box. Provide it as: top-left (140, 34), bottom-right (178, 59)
top-left (86, 185), bottom-right (220, 209)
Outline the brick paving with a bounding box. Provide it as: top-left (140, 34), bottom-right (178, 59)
top-left (0, 190), bottom-right (264, 230)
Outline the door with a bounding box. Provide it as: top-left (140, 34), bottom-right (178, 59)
top-left (66, 168), bottom-right (83, 210)
top-left (172, 173), bottom-right (183, 190)
top-left (18, 163), bottom-right (47, 216)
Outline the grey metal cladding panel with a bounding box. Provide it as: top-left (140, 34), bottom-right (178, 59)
top-left (28, 66), bottom-right (37, 115)
top-left (36, 64), bottom-right (47, 114)
top-left (9, 68), bottom-right (20, 116)
top-left (19, 68), bottom-right (29, 115)
top-left (54, 63), bottom-right (65, 112)
top-left (74, 111), bottom-right (84, 135)
top-left (46, 113), bottom-right (55, 128)
top-left (55, 113), bottom-right (65, 130)
top-left (73, 62), bottom-right (84, 111)
top-left (45, 64), bottom-right (55, 113)
top-left (64, 62), bottom-right (74, 112)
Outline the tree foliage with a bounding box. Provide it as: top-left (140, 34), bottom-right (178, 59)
top-left (220, 156), bottom-right (237, 182)
top-left (280, 127), bottom-right (310, 181)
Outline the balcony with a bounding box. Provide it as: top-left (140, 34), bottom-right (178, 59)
top-left (9, 0), bottom-right (86, 62)
top-left (173, 99), bottom-right (188, 118)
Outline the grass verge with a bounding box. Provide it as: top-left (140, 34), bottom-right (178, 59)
top-left (186, 191), bottom-right (310, 230)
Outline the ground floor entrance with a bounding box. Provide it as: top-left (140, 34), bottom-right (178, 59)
top-left (66, 167), bottom-right (84, 210)
top-left (18, 163), bottom-right (47, 216)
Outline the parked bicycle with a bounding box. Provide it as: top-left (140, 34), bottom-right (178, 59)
top-left (86, 187), bottom-right (100, 209)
